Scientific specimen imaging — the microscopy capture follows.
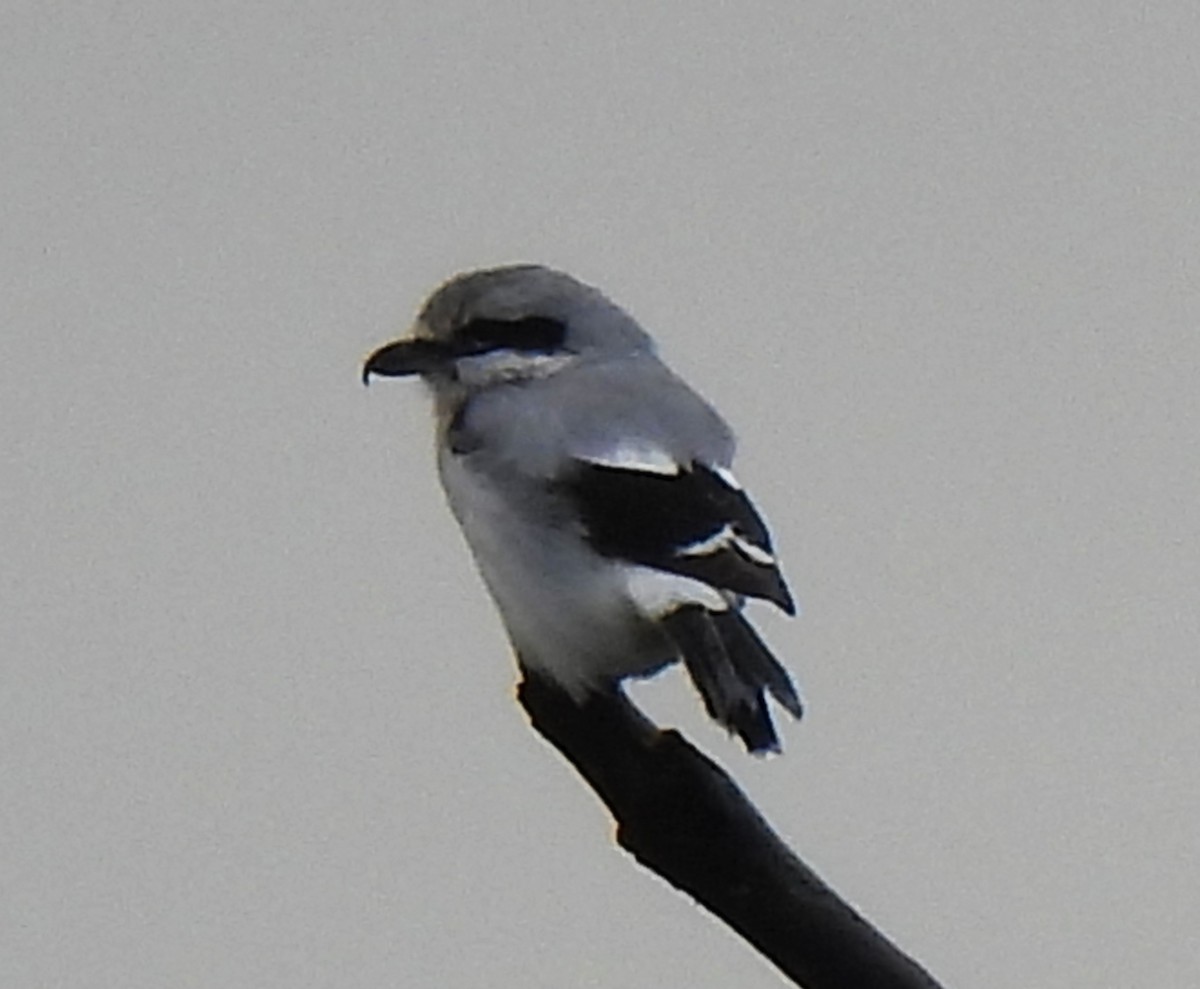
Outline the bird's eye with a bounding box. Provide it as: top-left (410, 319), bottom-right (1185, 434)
top-left (455, 316), bottom-right (567, 355)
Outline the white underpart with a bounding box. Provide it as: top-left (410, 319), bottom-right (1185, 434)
top-left (439, 448), bottom-right (680, 696)
top-left (713, 465), bottom-right (742, 490)
top-left (623, 565), bottom-right (728, 618)
top-left (678, 523), bottom-right (776, 565)
top-left (456, 350), bottom-right (577, 387)
top-left (580, 440), bottom-right (680, 476)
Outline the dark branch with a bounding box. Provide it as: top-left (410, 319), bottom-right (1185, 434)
top-left (517, 671), bottom-right (945, 989)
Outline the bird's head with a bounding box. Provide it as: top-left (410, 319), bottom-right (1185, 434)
top-left (362, 265), bottom-right (654, 398)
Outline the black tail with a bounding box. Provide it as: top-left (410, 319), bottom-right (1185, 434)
top-left (661, 605), bottom-right (803, 754)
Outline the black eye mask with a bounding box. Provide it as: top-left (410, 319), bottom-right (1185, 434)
top-left (453, 316), bottom-right (567, 356)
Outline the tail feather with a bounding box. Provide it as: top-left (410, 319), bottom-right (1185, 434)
top-left (710, 609), bottom-right (804, 720)
top-left (661, 605), bottom-right (800, 753)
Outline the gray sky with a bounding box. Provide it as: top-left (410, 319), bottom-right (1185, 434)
top-left (4, 3), bottom-right (1199, 986)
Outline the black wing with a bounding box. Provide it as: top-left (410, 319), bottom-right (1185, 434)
top-left (559, 459), bottom-right (795, 614)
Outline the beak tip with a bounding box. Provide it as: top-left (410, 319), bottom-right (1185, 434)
top-left (361, 337), bottom-right (445, 380)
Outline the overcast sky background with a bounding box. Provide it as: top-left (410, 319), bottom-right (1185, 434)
top-left (4, 3), bottom-right (1199, 986)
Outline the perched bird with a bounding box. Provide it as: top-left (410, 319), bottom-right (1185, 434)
top-left (363, 265), bottom-right (802, 752)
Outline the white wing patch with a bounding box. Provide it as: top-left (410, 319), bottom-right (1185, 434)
top-left (677, 524), bottom-right (738, 558)
top-left (580, 440), bottom-right (681, 476)
top-left (712, 465), bottom-right (742, 491)
top-left (677, 523), bottom-right (777, 566)
top-left (623, 566), bottom-right (729, 618)
top-left (733, 534), bottom-right (775, 566)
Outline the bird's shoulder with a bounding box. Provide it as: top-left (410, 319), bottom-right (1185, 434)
top-left (448, 357), bottom-right (734, 475)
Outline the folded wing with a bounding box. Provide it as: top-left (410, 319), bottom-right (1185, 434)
top-left (559, 459), bottom-right (795, 614)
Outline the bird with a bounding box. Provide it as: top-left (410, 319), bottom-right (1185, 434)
top-left (363, 264), bottom-right (802, 753)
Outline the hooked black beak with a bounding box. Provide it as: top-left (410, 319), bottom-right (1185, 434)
top-left (361, 338), bottom-right (451, 385)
